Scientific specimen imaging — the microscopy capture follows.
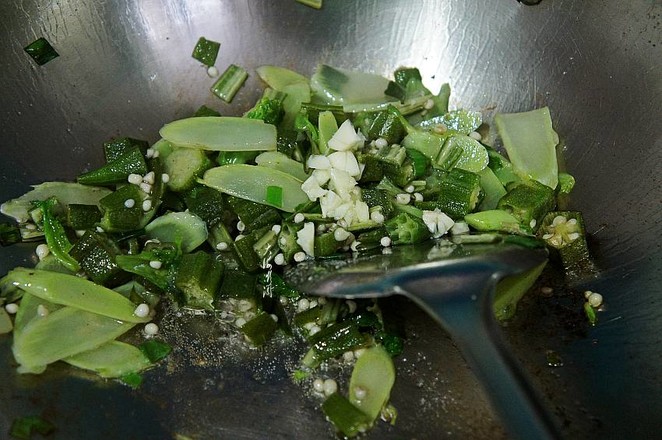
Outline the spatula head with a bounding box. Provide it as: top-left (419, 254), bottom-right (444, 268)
top-left (285, 236), bottom-right (548, 299)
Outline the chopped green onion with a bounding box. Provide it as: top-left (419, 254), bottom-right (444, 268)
top-left (211, 64), bottom-right (248, 103)
top-left (191, 37), bottom-right (220, 67)
top-left (266, 185), bottom-right (284, 208)
top-left (24, 37), bottom-right (59, 65)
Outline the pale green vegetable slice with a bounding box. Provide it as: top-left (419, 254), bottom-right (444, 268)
top-left (445, 135), bottom-right (489, 172)
top-left (0, 308), bottom-right (12, 334)
top-left (65, 341), bottom-right (151, 378)
top-left (1, 182), bottom-right (112, 223)
top-left (145, 211), bottom-right (208, 253)
top-left (255, 151), bottom-right (309, 181)
top-left (256, 65), bottom-right (309, 90)
top-left (478, 167), bottom-right (507, 211)
top-left (311, 64), bottom-right (394, 105)
top-left (494, 261), bottom-right (547, 321)
top-left (13, 305), bottom-right (135, 373)
top-left (159, 117), bottom-right (277, 152)
top-left (1, 268), bottom-right (148, 323)
top-left (349, 345), bottom-right (396, 422)
top-left (318, 110), bottom-right (339, 154)
top-left (13, 292), bottom-right (61, 338)
top-left (464, 209), bottom-right (527, 235)
top-left (495, 107), bottom-right (559, 189)
top-left (200, 165), bottom-right (309, 213)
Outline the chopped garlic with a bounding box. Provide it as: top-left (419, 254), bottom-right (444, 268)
top-left (422, 209), bottom-right (455, 238)
top-left (327, 119), bottom-right (365, 151)
top-left (296, 222), bottom-right (315, 257)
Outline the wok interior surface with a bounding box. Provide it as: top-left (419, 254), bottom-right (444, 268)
top-left (1, 0), bottom-right (660, 438)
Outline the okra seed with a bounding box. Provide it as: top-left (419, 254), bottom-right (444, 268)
top-left (423, 99), bottom-right (435, 110)
top-left (313, 378), bottom-right (325, 393)
top-left (235, 234), bottom-right (245, 241)
top-left (588, 292), bottom-right (603, 307)
top-left (552, 215), bottom-right (567, 226)
top-left (353, 386), bottom-right (367, 400)
top-left (370, 211), bottom-right (385, 223)
top-left (297, 298), bottom-right (310, 312)
top-left (236, 221), bottom-right (245, 232)
top-left (380, 236), bottom-right (392, 247)
top-left (350, 240), bottom-right (361, 252)
top-left (128, 173), bottom-right (143, 185)
top-left (75, 230), bottom-right (86, 237)
top-left (37, 304), bottom-right (49, 317)
top-left (5, 303), bottom-right (18, 314)
top-left (270, 314), bottom-right (279, 322)
top-left (96, 226), bottom-right (105, 233)
top-left (413, 192), bottom-right (424, 202)
top-left (323, 379), bottom-right (338, 396)
top-left (271, 224), bottom-right (282, 234)
top-left (143, 171), bottom-right (155, 184)
top-left (161, 173), bottom-right (170, 183)
top-left (144, 323), bottom-right (159, 335)
top-left (35, 243), bottom-right (50, 260)
top-left (149, 260), bottom-right (162, 269)
top-left (25, 223), bottom-right (37, 231)
top-left (309, 299), bottom-right (318, 309)
top-left (294, 251), bottom-right (306, 262)
top-left (274, 253), bottom-right (286, 266)
top-left (139, 182), bottom-right (152, 194)
top-left (124, 198), bottom-right (136, 208)
top-left (333, 227), bottom-right (350, 242)
top-left (374, 138), bottom-right (388, 148)
top-left (405, 185), bottom-right (415, 194)
top-left (216, 242), bottom-right (228, 251)
top-left (134, 303), bottom-right (150, 318)
top-left (234, 318), bottom-right (246, 328)
top-left (294, 213), bottom-right (305, 224)
top-left (529, 219), bottom-right (537, 228)
top-left (309, 325), bottom-right (321, 336)
top-left (395, 193), bottom-right (411, 205)
top-left (145, 148), bottom-right (155, 158)
top-left (469, 131), bottom-right (482, 141)
top-left (142, 200), bottom-right (152, 211)
top-left (343, 351), bottom-right (355, 362)
top-left (207, 66), bottom-right (219, 77)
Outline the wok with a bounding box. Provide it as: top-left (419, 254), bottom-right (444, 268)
top-left (1, 0), bottom-right (661, 438)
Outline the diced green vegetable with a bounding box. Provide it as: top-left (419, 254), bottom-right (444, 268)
top-left (226, 196), bottom-right (282, 231)
top-left (200, 165), bottom-right (308, 213)
top-left (163, 146), bottom-right (213, 192)
top-left (69, 230), bottom-right (128, 287)
top-left (191, 37), bottom-right (220, 67)
top-left (322, 392), bottom-right (372, 438)
top-left (240, 311), bottom-right (278, 346)
top-left (416, 168), bottom-right (482, 219)
top-left (0, 223), bottom-right (22, 246)
top-left (211, 64), bottom-right (249, 103)
top-left (497, 179), bottom-right (556, 230)
top-left (24, 37), bottom-right (59, 65)
top-left (538, 211), bottom-right (591, 275)
top-left (66, 204), bottom-right (102, 230)
top-left (34, 198), bottom-right (80, 272)
top-left (384, 212), bottom-right (430, 245)
top-left (103, 137), bottom-right (149, 163)
top-left (244, 88), bottom-right (285, 126)
top-left (464, 209), bottom-right (528, 235)
top-left (160, 117), bottom-right (277, 152)
top-left (77, 147), bottom-right (147, 186)
top-left (478, 167), bottom-right (507, 211)
top-left (175, 251), bottom-right (224, 310)
top-left (184, 185), bottom-right (226, 226)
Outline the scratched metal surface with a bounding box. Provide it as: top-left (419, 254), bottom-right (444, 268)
top-left (0, 0), bottom-right (661, 439)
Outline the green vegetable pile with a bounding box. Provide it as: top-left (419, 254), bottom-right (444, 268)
top-left (0, 62), bottom-right (592, 438)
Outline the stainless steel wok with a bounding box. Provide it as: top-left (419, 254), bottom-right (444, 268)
top-left (1, 1), bottom-right (661, 438)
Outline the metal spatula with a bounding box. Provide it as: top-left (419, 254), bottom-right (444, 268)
top-left (285, 238), bottom-right (561, 440)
